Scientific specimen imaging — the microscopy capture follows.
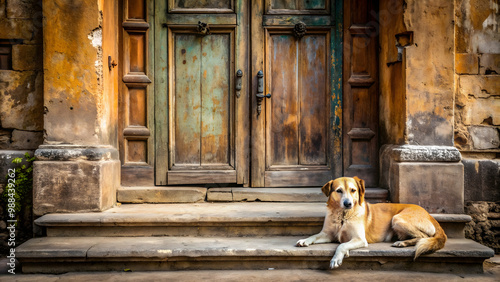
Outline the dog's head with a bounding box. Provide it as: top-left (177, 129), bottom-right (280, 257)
top-left (321, 177), bottom-right (366, 210)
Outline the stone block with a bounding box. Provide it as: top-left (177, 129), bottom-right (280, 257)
top-left (463, 159), bottom-right (500, 202)
top-left (33, 159), bottom-right (119, 216)
top-left (12, 44), bottom-right (42, 71)
top-left (117, 187), bottom-right (206, 203)
top-left (469, 126), bottom-right (500, 150)
top-left (6, 0), bottom-right (40, 19)
top-left (207, 188), bottom-right (233, 202)
top-left (389, 162), bottom-right (464, 214)
top-left (0, 1), bottom-right (5, 18)
top-left (458, 75), bottom-right (500, 99)
top-left (456, 75), bottom-right (500, 126)
top-left (0, 18), bottom-right (40, 43)
top-left (10, 130), bottom-right (43, 150)
top-left (0, 70), bottom-right (43, 131)
top-left (480, 54), bottom-right (500, 75)
top-left (455, 53), bottom-right (479, 74)
top-left (0, 150), bottom-right (33, 184)
top-left (0, 129), bottom-right (11, 149)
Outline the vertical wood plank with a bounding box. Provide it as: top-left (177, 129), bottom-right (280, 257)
top-left (269, 35), bottom-right (299, 166)
top-left (235, 0), bottom-right (250, 186)
top-left (331, 0), bottom-right (343, 178)
top-left (201, 34), bottom-right (230, 165)
top-left (174, 34), bottom-right (202, 165)
top-left (155, 0), bottom-right (169, 185)
top-left (251, 0), bottom-right (266, 187)
top-left (299, 35), bottom-right (327, 165)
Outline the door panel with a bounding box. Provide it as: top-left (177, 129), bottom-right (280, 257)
top-left (267, 0), bottom-right (329, 14)
top-left (266, 33), bottom-right (329, 168)
top-left (173, 33), bottom-right (231, 167)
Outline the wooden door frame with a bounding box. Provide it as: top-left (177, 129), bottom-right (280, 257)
top-left (250, 0), bottom-right (344, 187)
top-left (118, 0), bottom-right (379, 188)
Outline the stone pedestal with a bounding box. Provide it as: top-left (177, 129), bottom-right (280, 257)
top-left (381, 145), bottom-right (464, 213)
top-left (33, 146), bottom-right (120, 216)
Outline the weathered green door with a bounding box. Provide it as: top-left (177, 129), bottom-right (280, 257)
top-left (155, 0), bottom-right (250, 185)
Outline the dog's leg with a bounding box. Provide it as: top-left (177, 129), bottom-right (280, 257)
top-left (391, 213), bottom-right (434, 248)
top-left (330, 237), bottom-right (368, 269)
top-left (330, 223), bottom-right (367, 269)
top-left (297, 212), bottom-right (339, 247)
top-left (296, 231), bottom-right (333, 247)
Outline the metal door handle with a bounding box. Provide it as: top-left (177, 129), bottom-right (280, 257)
top-left (256, 71), bottom-right (271, 115)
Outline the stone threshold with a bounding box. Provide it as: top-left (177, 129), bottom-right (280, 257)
top-left (17, 237), bottom-right (494, 273)
top-left (117, 187), bottom-right (389, 203)
top-left (34, 203), bottom-right (471, 238)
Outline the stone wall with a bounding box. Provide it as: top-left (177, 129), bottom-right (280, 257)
top-left (454, 0), bottom-right (500, 151)
top-left (454, 0), bottom-right (500, 253)
top-left (0, 0), bottom-right (43, 152)
top-left (0, 0), bottom-right (43, 256)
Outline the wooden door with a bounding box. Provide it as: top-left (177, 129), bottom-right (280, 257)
top-left (251, 0), bottom-right (343, 187)
top-left (154, 0), bottom-right (249, 185)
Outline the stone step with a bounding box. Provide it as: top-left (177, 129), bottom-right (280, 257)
top-left (117, 187), bottom-right (389, 203)
top-left (17, 236), bottom-right (494, 274)
top-left (35, 203), bottom-right (471, 238)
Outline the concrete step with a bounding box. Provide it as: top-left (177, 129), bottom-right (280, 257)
top-left (35, 203), bottom-right (472, 238)
top-left (17, 237), bottom-right (494, 274)
top-left (117, 187), bottom-right (389, 203)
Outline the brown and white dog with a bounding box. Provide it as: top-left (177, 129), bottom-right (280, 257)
top-left (296, 177), bottom-right (447, 269)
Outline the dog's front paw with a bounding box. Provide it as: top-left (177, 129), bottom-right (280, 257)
top-left (392, 241), bottom-right (407, 248)
top-left (330, 253), bottom-right (344, 269)
top-left (296, 239), bottom-right (310, 247)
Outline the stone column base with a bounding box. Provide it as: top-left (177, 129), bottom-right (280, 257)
top-left (381, 145), bottom-right (464, 214)
top-left (33, 145), bottom-right (120, 216)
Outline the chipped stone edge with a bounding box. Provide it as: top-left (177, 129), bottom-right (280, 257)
top-left (388, 145), bottom-right (462, 162)
top-left (35, 145), bottom-right (119, 161)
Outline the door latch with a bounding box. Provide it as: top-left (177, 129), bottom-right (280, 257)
top-left (256, 70), bottom-right (271, 115)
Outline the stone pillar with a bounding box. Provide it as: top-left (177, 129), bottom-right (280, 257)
top-left (380, 145), bottom-right (464, 213)
top-left (379, 0), bottom-right (464, 213)
top-left (34, 0), bottom-right (120, 216)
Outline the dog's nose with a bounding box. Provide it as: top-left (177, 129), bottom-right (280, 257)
top-left (343, 200), bottom-right (352, 209)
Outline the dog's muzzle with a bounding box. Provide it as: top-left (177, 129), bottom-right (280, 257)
top-left (343, 200), bottom-right (352, 209)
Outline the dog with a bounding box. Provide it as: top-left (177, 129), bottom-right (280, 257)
top-left (296, 176), bottom-right (447, 269)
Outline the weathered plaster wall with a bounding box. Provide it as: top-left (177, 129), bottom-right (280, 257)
top-left (379, 0), bottom-right (406, 145)
top-left (379, 0), bottom-right (456, 146)
top-left (43, 0), bottom-right (117, 146)
top-left (404, 0), bottom-right (455, 146)
top-left (0, 0), bottom-right (43, 150)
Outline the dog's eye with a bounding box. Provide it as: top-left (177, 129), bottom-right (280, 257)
top-left (351, 189), bottom-right (356, 193)
top-left (336, 190), bottom-right (342, 194)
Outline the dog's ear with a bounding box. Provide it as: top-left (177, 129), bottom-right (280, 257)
top-left (353, 176), bottom-right (365, 205)
top-left (321, 180), bottom-right (334, 197)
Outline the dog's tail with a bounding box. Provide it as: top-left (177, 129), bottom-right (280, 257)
top-left (414, 217), bottom-right (447, 260)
